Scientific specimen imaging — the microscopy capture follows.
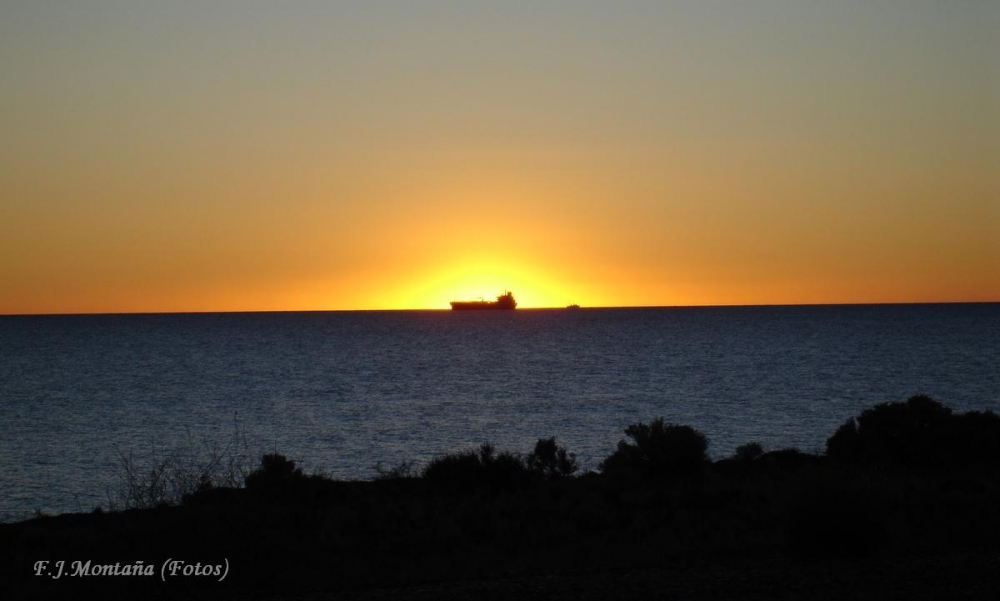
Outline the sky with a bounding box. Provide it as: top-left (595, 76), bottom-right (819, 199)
top-left (2, 1), bottom-right (997, 313)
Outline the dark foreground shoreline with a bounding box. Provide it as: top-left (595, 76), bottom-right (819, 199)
top-left (3, 396), bottom-right (1000, 600)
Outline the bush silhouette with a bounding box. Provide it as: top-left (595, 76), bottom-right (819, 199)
top-left (826, 395), bottom-right (1000, 467)
top-left (827, 395), bottom-right (949, 465)
top-left (245, 453), bottom-right (306, 490)
top-left (373, 459), bottom-right (419, 480)
top-left (422, 443), bottom-right (531, 489)
top-left (826, 415), bottom-right (862, 462)
top-left (526, 437), bottom-right (578, 479)
top-left (600, 418), bottom-right (708, 479)
top-left (111, 418), bottom-right (254, 509)
top-left (733, 442), bottom-right (764, 462)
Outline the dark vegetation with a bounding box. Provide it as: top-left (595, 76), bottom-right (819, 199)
top-left (4, 396), bottom-right (1000, 600)
top-left (111, 416), bottom-right (254, 510)
top-left (599, 418), bottom-right (708, 480)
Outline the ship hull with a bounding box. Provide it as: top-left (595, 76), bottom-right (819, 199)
top-left (450, 292), bottom-right (517, 311)
top-left (450, 302), bottom-right (514, 310)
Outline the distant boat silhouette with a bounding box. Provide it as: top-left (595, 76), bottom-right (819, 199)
top-left (450, 291), bottom-right (517, 311)
top-left (566, 304), bottom-right (581, 310)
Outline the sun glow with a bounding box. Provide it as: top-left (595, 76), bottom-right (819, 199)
top-left (382, 258), bottom-right (581, 310)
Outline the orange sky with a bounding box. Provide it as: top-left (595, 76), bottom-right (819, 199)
top-left (2, 2), bottom-right (998, 314)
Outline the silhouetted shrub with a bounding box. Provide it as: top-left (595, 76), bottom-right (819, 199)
top-left (757, 448), bottom-right (823, 471)
top-left (600, 418), bottom-right (708, 479)
top-left (111, 414), bottom-right (254, 509)
top-left (826, 416), bottom-right (861, 462)
top-left (826, 395), bottom-right (1000, 467)
top-left (374, 459), bottom-right (419, 480)
top-left (423, 443), bottom-right (531, 489)
top-left (733, 442), bottom-right (764, 462)
top-left (526, 437), bottom-right (578, 479)
top-left (245, 453), bottom-right (306, 490)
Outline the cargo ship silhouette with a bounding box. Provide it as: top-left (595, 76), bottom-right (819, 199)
top-left (450, 291), bottom-right (517, 311)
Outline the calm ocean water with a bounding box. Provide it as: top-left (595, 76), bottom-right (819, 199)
top-left (1, 304), bottom-right (998, 519)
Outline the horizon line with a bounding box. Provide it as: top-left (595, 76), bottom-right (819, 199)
top-left (2, 299), bottom-right (998, 318)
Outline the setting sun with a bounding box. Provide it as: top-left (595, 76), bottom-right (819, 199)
top-left (387, 259), bottom-right (578, 310)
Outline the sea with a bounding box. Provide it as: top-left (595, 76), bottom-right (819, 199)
top-left (1, 303), bottom-right (998, 521)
